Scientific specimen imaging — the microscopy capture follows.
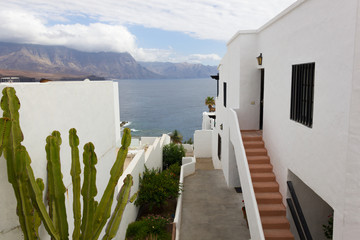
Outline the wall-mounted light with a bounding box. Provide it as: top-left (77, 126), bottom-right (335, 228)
top-left (220, 124), bottom-right (223, 130)
top-left (257, 53), bottom-right (263, 66)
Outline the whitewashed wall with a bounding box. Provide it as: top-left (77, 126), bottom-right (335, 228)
top-left (218, 0), bottom-right (360, 239)
top-left (193, 130), bottom-right (212, 158)
top-left (116, 134), bottom-right (170, 240)
top-left (0, 81), bottom-right (121, 239)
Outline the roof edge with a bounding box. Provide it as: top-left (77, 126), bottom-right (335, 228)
top-left (226, 0), bottom-right (307, 46)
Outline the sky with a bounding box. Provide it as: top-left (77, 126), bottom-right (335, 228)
top-left (0, 0), bottom-right (297, 66)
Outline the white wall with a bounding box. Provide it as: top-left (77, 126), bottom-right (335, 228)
top-left (193, 130), bottom-right (212, 158)
top-left (0, 81), bottom-right (121, 239)
top-left (116, 134), bottom-right (170, 240)
top-left (218, 0), bottom-right (360, 238)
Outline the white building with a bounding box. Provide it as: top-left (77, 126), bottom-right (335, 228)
top-left (205, 0), bottom-right (360, 239)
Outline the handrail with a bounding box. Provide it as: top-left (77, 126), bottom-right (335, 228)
top-left (228, 108), bottom-right (265, 240)
top-left (287, 198), bottom-right (306, 240)
top-left (287, 181), bottom-right (313, 240)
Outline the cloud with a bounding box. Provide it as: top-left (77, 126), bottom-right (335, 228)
top-left (0, 0), bottom-right (296, 64)
top-left (3, 0), bottom-right (297, 41)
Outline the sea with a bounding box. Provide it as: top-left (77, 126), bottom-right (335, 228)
top-left (115, 78), bottom-right (216, 142)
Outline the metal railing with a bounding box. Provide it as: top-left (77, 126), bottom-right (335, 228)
top-left (287, 181), bottom-right (313, 240)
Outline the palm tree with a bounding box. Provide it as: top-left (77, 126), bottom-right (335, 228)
top-left (170, 130), bottom-right (183, 144)
top-left (205, 96), bottom-right (215, 112)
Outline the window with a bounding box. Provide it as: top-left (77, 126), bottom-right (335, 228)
top-left (290, 63), bottom-right (315, 128)
top-left (223, 82), bottom-right (227, 107)
top-left (218, 134), bottom-right (221, 160)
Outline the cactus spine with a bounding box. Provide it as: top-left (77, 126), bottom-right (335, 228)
top-left (70, 128), bottom-right (81, 240)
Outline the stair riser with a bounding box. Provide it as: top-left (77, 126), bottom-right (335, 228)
top-left (244, 142), bottom-right (264, 149)
top-left (260, 210), bottom-right (286, 216)
top-left (242, 136), bottom-right (262, 142)
top-left (248, 159), bottom-right (270, 164)
top-left (252, 176), bottom-right (276, 181)
top-left (265, 236), bottom-right (294, 240)
top-left (250, 168), bottom-right (273, 173)
top-left (256, 198), bottom-right (282, 204)
top-left (246, 151), bottom-right (267, 156)
top-left (263, 222), bottom-right (290, 229)
top-left (254, 186), bottom-right (279, 192)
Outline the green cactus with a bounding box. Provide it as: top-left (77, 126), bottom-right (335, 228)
top-left (102, 174), bottom-right (133, 240)
top-left (91, 128), bottom-right (131, 240)
top-left (70, 128), bottom-right (81, 240)
top-left (80, 142), bottom-right (98, 240)
top-left (1, 87), bottom-right (60, 240)
top-left (46, 131), bottom-right (69, 240)
top-left (2, 87), bottom-right (135, 240)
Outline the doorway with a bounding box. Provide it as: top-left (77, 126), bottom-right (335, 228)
top-left (259, 69), bottom-right (264, 130)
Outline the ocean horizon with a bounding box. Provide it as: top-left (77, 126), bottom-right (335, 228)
top-left (115, 78), bottom-right (216, 141)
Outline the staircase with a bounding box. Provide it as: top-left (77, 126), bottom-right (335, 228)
top-left (242, 132), bottom-right (294, 240)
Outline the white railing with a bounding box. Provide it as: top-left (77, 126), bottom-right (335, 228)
top-left (228, 108), bottom-right (265, 240)
top-left (173, 157), bottom-right (196, 240)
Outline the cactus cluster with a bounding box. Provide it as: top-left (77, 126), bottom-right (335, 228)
top-left (0, 87), bottom-right (134, 240)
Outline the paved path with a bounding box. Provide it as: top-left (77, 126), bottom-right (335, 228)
top-left (180, 158), bottom-right (250, 240)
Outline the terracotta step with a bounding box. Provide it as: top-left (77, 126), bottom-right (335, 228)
top-left (251, 172), bottom-right (276, 182)
top-left (262, 216), bottom-right (290, 229)
top-left (258, 203), bottom-right (286, 216)
top-left (263, 229), bottom-right (294, 240)
top-left (244, 141), bottom-right (264, 149)
top-left (247, 156), bottom-right (270, 164)
top-left (249, 164), bottom-right (273, 173)
top-left (253, 181), bottom-right (279, 192)
top-left (242, 135), bottom-right (262, 142)
top-left (256, 192), bottom-right (283, 204)
top-left (245, 148), bottom-right (267, 156)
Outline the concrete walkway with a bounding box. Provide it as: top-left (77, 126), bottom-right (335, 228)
top-left (180, 158), bottom-right (250, 240)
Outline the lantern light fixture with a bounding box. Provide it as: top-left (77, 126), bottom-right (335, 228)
top-left (257, 53), bottom-right (263, 66)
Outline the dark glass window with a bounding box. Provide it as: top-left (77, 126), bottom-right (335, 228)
top-left (290, 63), bottom-right (315, 128)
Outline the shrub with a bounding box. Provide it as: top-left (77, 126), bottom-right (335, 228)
top-left (163, 143), bottom-right (185, 169)
top-left (164, 163), bottom-right (181, 179)
top-left (135, 166), bottom-right (181, 211)
top-left (126, 215), bottom-right (171, 240)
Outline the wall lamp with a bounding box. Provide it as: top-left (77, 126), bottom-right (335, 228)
top-left (257, 53), bottom-right (263, 66)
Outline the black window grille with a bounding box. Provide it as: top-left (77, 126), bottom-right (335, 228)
top-left (218, 134), bottom-right (221, 160)
top-left (290, 63), bottom-right (315, 128)
top-left (223, 82), bottom-right (227, 107)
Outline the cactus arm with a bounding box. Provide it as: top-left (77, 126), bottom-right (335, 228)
top-left (129, 191), bottom-right (138, 203)
top-left (69, 128), bottom-right (81, 240)
top-left (91, 128), bottom-right (131, 240)
top-left (0, 117), bottom-right (10, 156)
top-left (33, 178), bottom-right (44, 237)
top-left (80, 142), bottom-right (98, 240)
top-left (46, 132), bottom-right (69, 240)
top-left (1, 87), bottom-right (38, 240)
top-left (102, 174), bottom-right (133, 240)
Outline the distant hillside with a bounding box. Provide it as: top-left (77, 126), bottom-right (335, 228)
top-left (0, 42), bottom-right (218, 79)
top-left (139, 62), bottom-right (218, 79)
top-left (0, 42), bottom-right (160, 79)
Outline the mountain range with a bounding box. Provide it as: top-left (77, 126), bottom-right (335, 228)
top-left (0, 42), bottom-right (218, 80)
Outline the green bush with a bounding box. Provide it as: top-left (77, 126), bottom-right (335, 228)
top-left (126, 215), bottom-right (171, 240)
top-left (135, 166), bottom-right (181, 211)
top-left (163, 143), bottom-right (185, 169)
top-left (164, 163), bottom-right (181, 178)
